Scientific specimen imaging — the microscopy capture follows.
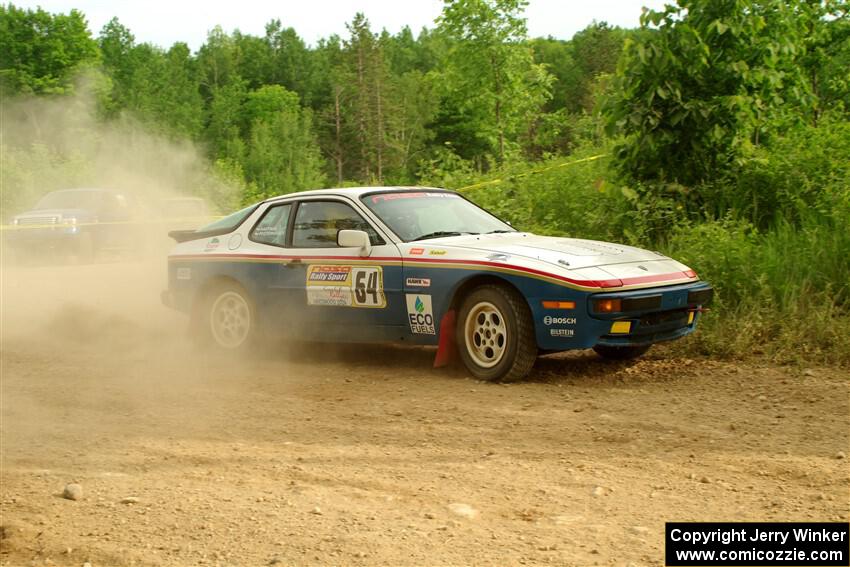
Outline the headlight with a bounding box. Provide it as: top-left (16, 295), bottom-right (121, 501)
top-left (592, 298), bottom-right (621, 313)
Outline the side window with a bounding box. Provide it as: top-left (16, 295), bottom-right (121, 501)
top-left (292, 201), bottom-right (383, 248)
top-left (250, 203), bottom-right (292, 247)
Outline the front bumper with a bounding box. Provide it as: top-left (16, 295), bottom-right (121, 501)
top-left (591, 282), bottom-right (713, 347)
top-left (534, 281), bottom-right (713, 350)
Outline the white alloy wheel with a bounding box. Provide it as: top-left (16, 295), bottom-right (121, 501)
top-left (209, 290), bottom-right (252, 349)
top-left (464, 301), bottom-right (509, 368)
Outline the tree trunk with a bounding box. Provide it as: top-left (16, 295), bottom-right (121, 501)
top-left (491, 53), bottom-right (505, 163)
top-left (375, 52), bottom-right (384, 185)
top-left (334, 85), bottom-right (344, 185)
top-left (356, 44), bottom-right (370, 181)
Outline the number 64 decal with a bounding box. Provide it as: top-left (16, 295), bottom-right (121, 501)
top-left (352, 267), bottom-right (386, 308)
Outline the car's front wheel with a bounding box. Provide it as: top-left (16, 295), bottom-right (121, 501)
top-left (456, 284), bottom-right (537, 382)
top-left (197, 282), bottom-right (256, 351)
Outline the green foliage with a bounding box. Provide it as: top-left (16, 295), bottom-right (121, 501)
top-left (0, 4), bottom-right (99, 94)
top-left (2, 1), bottom-right (849, 365)
top-left (0, 142), bottom-right (91, 216)
top-left (703, 117), bottom-right (850, 227)
top-left (242, 91), bottom-right (326, 198)
top-left (98, 18), bottom-right (203, 139)
top-left (434, 0), bottom-right (553, 163)
top-left (605, 0), bottom-right (812, 186)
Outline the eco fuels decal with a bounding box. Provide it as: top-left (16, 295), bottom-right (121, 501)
top-left (306, 265), bottom-right (386, 308)
top-left (406, 294), bottom-right (436, 335)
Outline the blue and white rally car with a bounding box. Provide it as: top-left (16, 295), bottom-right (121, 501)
top-left (162, 187), bottom-right (712, 382)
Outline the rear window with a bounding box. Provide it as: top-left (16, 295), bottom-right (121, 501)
top-left (197, 204), bottom-right (258, 234)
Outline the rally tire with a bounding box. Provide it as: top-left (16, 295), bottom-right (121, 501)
top-left (593, 344), bottom-right (651, 360)
top-left (194, 281), bottom-right (257, 352)
top-left (456, 284), bottom-right (537, 383)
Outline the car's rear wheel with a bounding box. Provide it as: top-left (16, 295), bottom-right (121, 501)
top-left (593, 344), bottom-right (651, 360)
top-left (197, 282), bottom-right (256, 351)
top-left (456, 284), bottom-right (536, 382)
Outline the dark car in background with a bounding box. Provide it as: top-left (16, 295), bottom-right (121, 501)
top-left (7, 188), bottom-right (150, 263)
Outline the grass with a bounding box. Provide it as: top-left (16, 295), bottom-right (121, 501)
top-left (441, 141), bottom-right (850, 367)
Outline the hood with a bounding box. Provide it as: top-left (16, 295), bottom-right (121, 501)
top-left (417, 232), bottom-right (695, 288)
top-left (433, 232), bottom-right (667, 269)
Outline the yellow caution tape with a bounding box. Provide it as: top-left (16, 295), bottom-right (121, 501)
top-left (3, 155), bottom-right (608, 230)
top-left (457, 153), bottom-right (609, 192)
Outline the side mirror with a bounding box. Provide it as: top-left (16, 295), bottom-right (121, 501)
top-left (337, 229), bottom-right (372, 257)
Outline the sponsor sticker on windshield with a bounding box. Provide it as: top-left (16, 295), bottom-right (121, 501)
top-left (370, 192), bottom-right (460, 204)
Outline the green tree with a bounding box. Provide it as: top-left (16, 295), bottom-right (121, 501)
top-left (434, 0), bottom-right (552, 164)
top-left (0, 4), bottom-right (99, 94)
top-left (604, 0), bottom-right (811, 186)
top-left (99, 20), bottom-right (203, 139)
top-left (242, 85), bottom-right (326, 196)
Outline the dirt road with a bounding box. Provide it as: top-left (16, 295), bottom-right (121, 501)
top-left (1, 261), bottom-right (848, 566)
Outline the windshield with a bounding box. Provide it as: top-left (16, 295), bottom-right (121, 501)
top-left (360, 191), bottom-right (514, 242)
top-left (35, 190), bottom-right (107, 211)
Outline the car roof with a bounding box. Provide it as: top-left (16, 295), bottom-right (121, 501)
top-left (263, 186), bottom-right (452, 204)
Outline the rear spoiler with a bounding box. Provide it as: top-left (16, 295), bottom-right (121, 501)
top-left (169, 226), bottom-right (237, 243)
top-left (169, 229), bottom-right (204, 243)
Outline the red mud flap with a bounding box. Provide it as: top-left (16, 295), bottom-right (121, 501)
top-left (433, 310), bottom-right (457, 368)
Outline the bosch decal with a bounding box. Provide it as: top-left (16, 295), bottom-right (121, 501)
top-left (543, 316), bottom-right (577, 325)
top-left (406, 294), bottom-right (436, 335)
top-left (204, 237), bottom-right (220, 251)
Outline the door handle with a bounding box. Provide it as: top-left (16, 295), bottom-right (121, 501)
top-left (284, 258), bottom-right (302, 268)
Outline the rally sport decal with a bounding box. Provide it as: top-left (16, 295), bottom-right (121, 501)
top-left (306, 265), bottom-right (386, 308)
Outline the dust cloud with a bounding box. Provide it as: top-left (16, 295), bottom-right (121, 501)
top-left (0, 80), bottom-right (247, 352)
top-left (1, 81), bottom-right (241, 219)
top-left (0, 84), bottom-right (254, 452)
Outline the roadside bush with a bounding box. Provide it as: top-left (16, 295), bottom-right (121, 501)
top-left (444, 137), bottom-right (850, 367)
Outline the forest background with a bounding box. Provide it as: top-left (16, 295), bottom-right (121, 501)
top-left (1, 0), bottom-right (848, 364)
